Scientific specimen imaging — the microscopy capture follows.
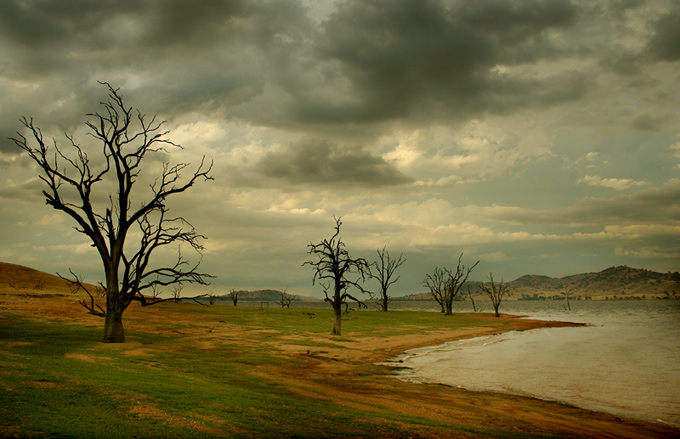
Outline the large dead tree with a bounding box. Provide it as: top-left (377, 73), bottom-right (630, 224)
top-left (423, 254), bottom-right (479, 315)
top-left (479, 272), bottom-right (508, 317)
top-left (303, 217), bottom-right (370, 335)
top-left (371, 247), bottom-right (405, 312)
top-left (11, 82), bottom-right (213, 343)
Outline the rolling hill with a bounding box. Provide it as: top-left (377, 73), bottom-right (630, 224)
top-left (396, 265), bottom-right (679, 301)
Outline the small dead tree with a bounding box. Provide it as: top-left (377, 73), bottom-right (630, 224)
top-left (371, 246), bottom-right (405, 312)
top-left (277, 288), bottom-right (295, 308)
top-left (12, 82), bottom-right (213, 342)
top-left (561, 289), bottom-right (572, 311)
top-left (171, 284), bottom-right (184, 302)
top-left (467, 284), bottom-right (479, 312)
top-left (423, 266), bottom-right (448, 313)
top-left (228, 289), bottom-right (239, 306)
top-left (149, 284), bottom-right (162, 299)
top-left (207, 291), bottom-right (218, 305)
top-left (479, 272), bottom-right (508, 317)
top-left (424, 255), bottom-right (479, 315)
top-left (303, 216), bottom-right (370, 335)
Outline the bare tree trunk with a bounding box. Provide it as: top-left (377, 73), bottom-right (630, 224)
top-left (381, 295), bottom-right (388, 312)
top-left (103, 264), bottom-right (126, 343)
top-left (103, 305), bottom-right (125, 343)
top-left (331, 303), bottom-right (342, 335)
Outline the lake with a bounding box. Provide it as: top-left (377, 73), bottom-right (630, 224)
top-left (383, 299), bottom-right (680, 427)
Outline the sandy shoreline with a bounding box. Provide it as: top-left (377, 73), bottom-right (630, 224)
top-left (271, 315), bottom-right (679, 439)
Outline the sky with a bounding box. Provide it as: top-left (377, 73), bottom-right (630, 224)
top-left (1, 0), bottom-right (679, 298)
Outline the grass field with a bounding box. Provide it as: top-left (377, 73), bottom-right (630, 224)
top-left (1, 278), bottom-right (678, 438)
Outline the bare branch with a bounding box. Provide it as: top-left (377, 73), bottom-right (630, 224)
top-left (58, 269), bottom-right (106, 317)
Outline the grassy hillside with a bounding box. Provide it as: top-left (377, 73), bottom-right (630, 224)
top-left (0, 261), bottom-right (75, 296)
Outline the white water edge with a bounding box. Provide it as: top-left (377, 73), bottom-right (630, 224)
top-left (381, 301), bottom-right (680, 427)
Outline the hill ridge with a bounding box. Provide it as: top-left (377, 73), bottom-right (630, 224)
top-left (396, 265), bottom-right (679, 301)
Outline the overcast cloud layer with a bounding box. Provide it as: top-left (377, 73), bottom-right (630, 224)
top-left (1, 0), bottom-right (679, 297)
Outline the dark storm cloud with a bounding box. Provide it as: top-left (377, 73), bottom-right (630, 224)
top-left (253, 138), bottom-right (413, 187)
top-left (302, 0), bottom-right (584, 124)
top-left (647, 6), bottom-right (680, 61)
top-left (0, 0), bottom-right (247, 52)
top-left (489, 179), bottom-right (680, 226)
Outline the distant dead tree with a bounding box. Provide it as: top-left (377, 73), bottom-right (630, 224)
top-left (424, 254), bottom-right (479, 315)
top-left (149, 284), bottom-right (162, 299)
top-left (467, 284), bottom-right (479, 312)
top-left (228, 289), bottom-right (239, 306)
top-left (561, 289), bottom-right (572, 311)
top-left (207, 291), bottom-right (218, 305)
top-left (303, 216), bottom-right (370, 335)
top-left (479, 272), bottom-right (509, 317)
top-left (11, 82), bottom-right (213, 343)
top-left (370, 247), bottom-right (405, 312)
top-left (277, 288), bottom-right (295, 308)
top-left (171, 284), bottom-right (183, 302)
top-left (423, 266), bottom-right (448, 313)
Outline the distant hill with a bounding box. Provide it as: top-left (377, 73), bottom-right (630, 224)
top-left (216, 289), bottom-right (322, 303)
top-left (509, 266), bottom-right (679, 300)
top-left (396, 266), bottom-right (679, 301)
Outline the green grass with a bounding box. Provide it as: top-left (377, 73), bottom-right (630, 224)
top-left (0, 307), bottom-right (568, 438)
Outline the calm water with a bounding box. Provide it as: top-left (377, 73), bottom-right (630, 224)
top-left (385, 300), bottom-right (680, 427)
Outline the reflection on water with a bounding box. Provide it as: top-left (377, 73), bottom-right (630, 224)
top-left (387, 300), bottom-right (680, 426)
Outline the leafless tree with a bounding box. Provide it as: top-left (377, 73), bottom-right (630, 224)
top-left (303, 217), bottom-right (370, 335)
top-left (371, 247), bottom-right (405, 312)
top-left (11, 82), bottom-right (213, 343)
top-left (277, 288), bottom-right (295, 308)
top-left (423, 266), bottom-right (448, 313)
top-left (424, 255), bottom-right (479, 315)
top-left (207, 290), bottom-right (218, 305)
top-left (479, 272), bottom-right (509, 317)
top-left (149, 284), bottom-right (162, 299)
top-left (34, 280), bottom-right (45, 291)
top-left (467, 284), bottom-right (479, 312)
top-left (171, 284), bottom-right (184, 302)
top-left (228, 289), bottom-right (239, 306)
top-left (561, 289), bottom-right (572, 311)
